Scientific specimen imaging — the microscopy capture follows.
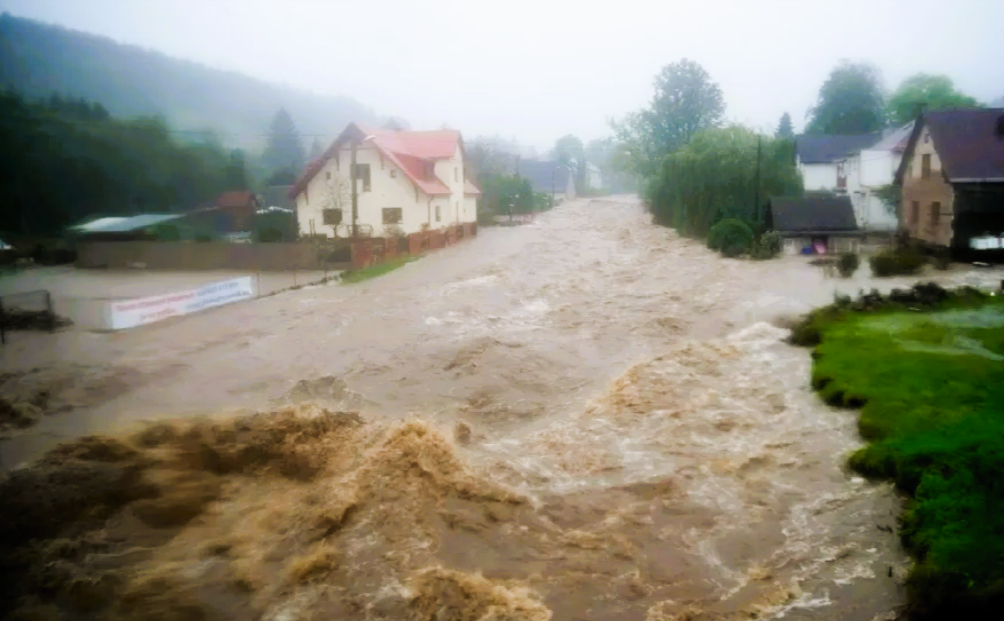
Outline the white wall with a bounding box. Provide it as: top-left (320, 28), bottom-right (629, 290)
top-left (296, 145), bottom-right (434, 237)
top-left (296, 141), bottom-right (477, 237)
top-left (798, 160), bottom-right (838, 191)
top-left (843, 149), bottom-right (901, 231)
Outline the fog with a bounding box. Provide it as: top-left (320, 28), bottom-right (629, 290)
top-left (3, 0), bottom-right (1003, 153)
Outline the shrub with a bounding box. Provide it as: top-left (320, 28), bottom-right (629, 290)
top-left (257, 227), bottom-right (283, 243)
top-left (751, 231), bottom-right (783, 260)
top-left (707, 218), bottom-right (754, 257)
top-left (870, 248), bottom-right (925, 277)
top-left (837, 252), bottom-right (860, 277)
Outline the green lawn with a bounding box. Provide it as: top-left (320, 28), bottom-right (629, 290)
top-left (806, 295), bottom-right (1004, 616)
top-left (339, 256), bottom-right (417, 284)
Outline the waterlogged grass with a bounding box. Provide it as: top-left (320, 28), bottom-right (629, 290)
top-left (809, 297), bottom-right (1004, 616)
top-left (340, 256), bottom-right (417, 284)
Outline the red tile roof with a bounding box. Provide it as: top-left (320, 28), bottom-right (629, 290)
top-left (216, 190), bottom-right (257, 208)
top-left (289, 123), bottom-right (480, 199)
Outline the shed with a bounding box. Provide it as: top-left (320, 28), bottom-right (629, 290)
top-left (766, 194), bottom-right (861, 254)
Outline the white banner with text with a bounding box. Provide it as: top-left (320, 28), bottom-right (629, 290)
top-left (109, 277), bottom-right (255, 330)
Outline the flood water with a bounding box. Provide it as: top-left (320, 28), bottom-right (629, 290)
top-left (4, 197), bottom-right (1004, 620)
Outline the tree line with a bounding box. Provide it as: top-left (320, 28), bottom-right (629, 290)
top-left (608, 58), bottom-right (985, 246)
top-left (0, 90), bottom-right (251, 236)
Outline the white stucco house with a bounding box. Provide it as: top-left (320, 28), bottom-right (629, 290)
top-left (795, 132), bottom-right (883, 192)
top-left (290, 123), bottom-right (480, 238)
top-left (838, 123), bottom-right (913, 231)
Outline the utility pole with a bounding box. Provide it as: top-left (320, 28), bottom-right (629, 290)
top-left (350, 136), bottom-right (359, 239)
top-left (753, 136), bottom-right (762, 225)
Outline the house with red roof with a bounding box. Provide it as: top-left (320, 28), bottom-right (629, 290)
top-left (289, 123), bottom-right (480, 238)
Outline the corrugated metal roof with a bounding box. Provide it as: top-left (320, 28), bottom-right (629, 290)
top-left (74, 214), bottom-right (183, 233)
top-left (70, 216), bottom-right (130, 232)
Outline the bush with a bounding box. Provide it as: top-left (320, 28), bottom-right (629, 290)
top-left (707, 218), bottom-right (754, 257)
top-left (257, 227), bottom-right (283, 243)
top-left (870, 248), bottom-right (925, 277)
top-left (837, 252), bottom-right (860, 277)
top-left (750, 231), bottom-right (783, 260)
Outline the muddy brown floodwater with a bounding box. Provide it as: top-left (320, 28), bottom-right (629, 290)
top-left (4, 197), bottom-right (1004, 620)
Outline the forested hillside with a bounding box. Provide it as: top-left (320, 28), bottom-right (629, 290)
top-left (0, 91), bottom-right (249, 236)
top-left (0, 13), bottom-right (378, 150)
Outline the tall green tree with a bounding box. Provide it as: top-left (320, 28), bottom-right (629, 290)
top-left (887, 74), bottom-right (980, 126)
top-left (806, 61), bottom-right (886, 135)
top-left (776, 112), bottom-right (793, 138)
top-left (613, 58), bottom-right (725, 176)
top-left (262, 108), bottom-right (305, 176)
top-left (645, 125), bottom-right (803, 236)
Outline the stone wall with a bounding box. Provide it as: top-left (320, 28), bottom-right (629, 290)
top-left (77, 241), bottom-right (351, 271)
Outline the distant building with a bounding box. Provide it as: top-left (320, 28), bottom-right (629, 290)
top-left (516, 159), bottom-right (576, 203)
top-left (895, 108), bottom-right (1004, 250)
top-left (838, 123), bottom-right (913, 232)
top-left (795, 133), bottom-right (884, 192)
top-left (586, 164), bottom-right (604, 191)
top-left (290, 123), bottom-right (480, 238)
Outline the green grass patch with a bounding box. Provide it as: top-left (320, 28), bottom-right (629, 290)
top-left (806, 294), bottom-right (1004, 616)
top-left (339, 256), bottom-right (417, 284)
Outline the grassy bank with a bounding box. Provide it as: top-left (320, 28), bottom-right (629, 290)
top-left (340, 256), bottom-right (417, 284)
top-left (794, 285), bottom-right (1004, 617)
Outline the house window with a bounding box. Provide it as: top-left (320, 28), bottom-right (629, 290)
top-left (322, 208), bottom-right (342, 225)
top-left (921, 154), bottom-right (931, 179)
top-left (455, 167), bottom-right (459, 182)
top-left (354, 164), bottom-right (371, 192)
top-left (382, 208), bottom-right (402, 224)
top-left (390, 170), bottom-right (397, 178)
top-left (325, 171), bottom-right (331, 181)
top-left (435, 204), bottom-right (441, 222)
top-left (910, 201), bottom-right (920, 225)
top-left (931, 202), bottom-right (941, 228)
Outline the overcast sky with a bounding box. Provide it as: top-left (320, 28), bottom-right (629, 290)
top-left (3, 0), bottom-right (1002, 151)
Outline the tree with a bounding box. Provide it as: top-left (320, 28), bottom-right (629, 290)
top-left (613, 59), bottom-right (725, 176)
top-left (224, 150), bottom-right (249, 190)
top-left (776, 112), bottom-right (793, 138)
top-left (887, 74), bottom-right (980, 126)
top-left (262, 108), bottom-right (305, 176)
top-left (266, 170), bottom-right (297, 186)
top-left (645, 125), bottom-right (803, 236)
top-left (805, 61), bottom-right (886, 135)
top-left (308, 138), bottom-right (324, 161)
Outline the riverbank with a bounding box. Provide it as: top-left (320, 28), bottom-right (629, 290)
top-left (792, 283), bottom-right (1004, 618)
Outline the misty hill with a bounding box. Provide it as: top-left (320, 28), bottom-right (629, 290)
top-left (0, 13), bottom-right (379, 151)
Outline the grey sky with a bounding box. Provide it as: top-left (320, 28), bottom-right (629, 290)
top-left (3, 0), bottom-right (1003, 151)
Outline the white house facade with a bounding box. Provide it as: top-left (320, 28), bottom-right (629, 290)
top-left (290, 124), bottom-right (480, 238)
top-left (839, 123), bottom-right (913, 231)
top-left (795, 132), bottom-right (883, 192)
